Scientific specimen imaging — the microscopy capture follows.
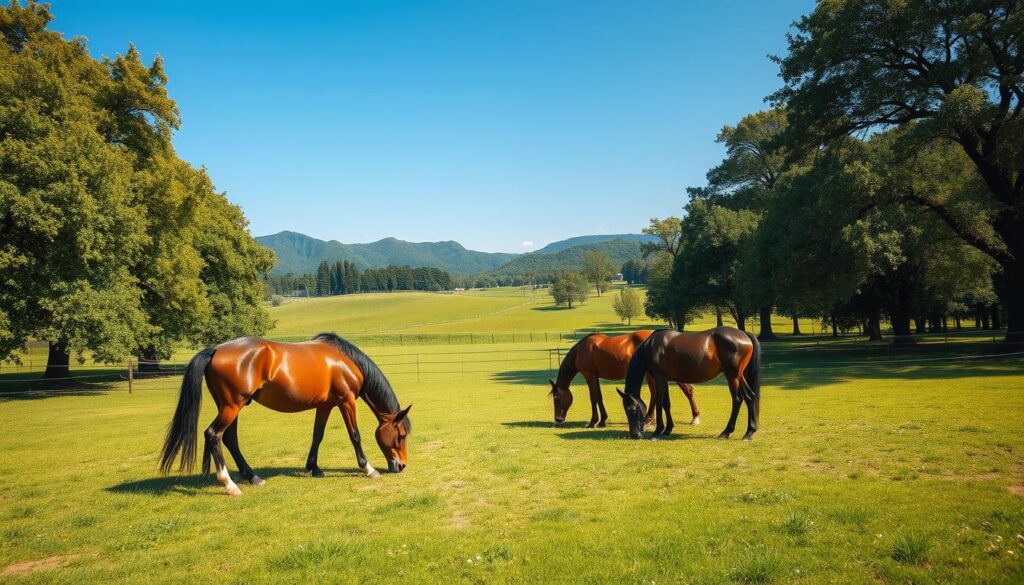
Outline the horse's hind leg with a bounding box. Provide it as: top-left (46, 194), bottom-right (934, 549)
top-left (203, 405), bottom-right (244, 496)
top-left (740, 378), bottom-right (758, 442)
top-left (718, 377), bottom-right (742, 440)
top-left (304, 405), bottom-right (331, 478)
top-left (678, 383), bottom-right (701, 425)
top-left (223, 417), bottom-right (264, 486)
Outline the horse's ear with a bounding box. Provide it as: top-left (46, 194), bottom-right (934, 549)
top-left (394, 404), bottom-right (412, 425)
top-left (548, 379), bottom-right (557, 389)
top-left (616, 388), bottom-right (626, 399)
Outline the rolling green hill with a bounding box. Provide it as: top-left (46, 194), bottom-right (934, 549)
top-left (491, 238), bottom-right (646, 278)
top-left (257, 231), bottom-right (518, 275)
top-left (531, 233), bottom-right (656, 254)
top-left (257, 231), bottom-right (654, 277)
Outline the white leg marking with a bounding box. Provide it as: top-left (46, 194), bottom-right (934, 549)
top-left (217, 467), bottom-right (242, 496)
top-left (363, 463), bottom-right (381, 479)
top-left (692, 416), bottom-right (701, 425)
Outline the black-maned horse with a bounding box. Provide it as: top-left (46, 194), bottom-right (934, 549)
top-left (616, 327), bottom-right (761, 440)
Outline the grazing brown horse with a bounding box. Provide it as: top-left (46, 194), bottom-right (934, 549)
top-left (159, 333), bottom-right (411, 496)
top-left (617, 327), bottom-right (760, 441)
top-left (549, 331), bottom-right (700, 428)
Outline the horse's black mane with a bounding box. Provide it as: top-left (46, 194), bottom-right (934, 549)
top-left (623, 329), bottom-right (673, 398)
top-left (313, 333), bottom-right (404, 424)
top-left (554, 333), bottom-right (599, 390)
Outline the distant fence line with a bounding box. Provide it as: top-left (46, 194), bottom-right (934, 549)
top-left (3, 333), bottom-right (1023, 390)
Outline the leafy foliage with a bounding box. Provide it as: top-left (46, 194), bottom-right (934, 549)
top-left (612, 287), bottom-right (643, 325)
top-left (549, 272), bottom-right (589, 309)
top-left (0, 2), bottom-right (273, 367)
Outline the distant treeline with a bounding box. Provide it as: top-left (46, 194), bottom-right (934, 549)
top-left (265, 260), bottom-right (455, 297)
top-left (266, 257), bottom-right (650, 297)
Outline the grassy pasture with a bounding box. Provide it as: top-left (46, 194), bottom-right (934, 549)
top-left (1, 288), bottom-right (1022, 583)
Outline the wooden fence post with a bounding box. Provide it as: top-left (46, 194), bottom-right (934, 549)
top-left (127, 358), bottom-right (133, 394)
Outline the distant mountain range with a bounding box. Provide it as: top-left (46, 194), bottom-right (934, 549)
top-left (256, 231), bottom-right (657, 276)
top-left (491, 238), bottom-right (652, 278)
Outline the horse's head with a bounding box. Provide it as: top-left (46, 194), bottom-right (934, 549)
top-left (616, 388), bottom-right (646, 439)
top-left (375, 404), bottom-right (412, 472)
top-left (548, 379), bottom-right (573, 424)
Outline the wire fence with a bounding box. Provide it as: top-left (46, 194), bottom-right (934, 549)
top-left (3, 332), bottom-right (1024, 392)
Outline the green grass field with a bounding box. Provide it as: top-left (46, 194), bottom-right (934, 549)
top-left (2, 288), bottom-right (1023, 583)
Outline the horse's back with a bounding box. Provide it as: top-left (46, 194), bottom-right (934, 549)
top-left (207, 337), bottom-right (358, 412)
top-left (587, 330), bottom-right (654, 379)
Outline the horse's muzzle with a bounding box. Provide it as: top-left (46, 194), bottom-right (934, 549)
top-left (388, 459), bottom-right (405, 473)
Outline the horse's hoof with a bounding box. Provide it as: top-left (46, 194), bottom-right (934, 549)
top-left (596, 421), bottom-right (607, 428)
top-left (691, 417), bottom-right (701, 426)
top-left (304, 467), bottom-right (325, 478)
top-left (586, 422), bottom-right (597, 429)
top-left (249, 475), bottom-right (266, 487)
top-left (718, 432), bottom-right (731, 440)
top-left (367, 469), bottom-right (381, 479)
top-left (225, 485), bottom-right (243, 496)
top-left (742, 435), bottom-right (754, 442)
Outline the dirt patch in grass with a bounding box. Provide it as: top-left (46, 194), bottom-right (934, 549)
top-left (1010, 484), bottom-right (1024, 496)
top-left (1, 555), bottom-right (67, 576)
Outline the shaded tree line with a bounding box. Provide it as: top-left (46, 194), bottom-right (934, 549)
top-left (645, 1), bottom-right (1020, 341)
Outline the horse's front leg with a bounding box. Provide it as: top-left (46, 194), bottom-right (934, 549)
top-left (304, 405), bottom-right (332, 477)
top-left (595, 379), bottom-right (609, 428)
top-left (659, 377), bottom-right (674, 436)
top-left (340, 395), bottom-right (379, 478)
top-left (678, 383), bottom-right (701, 425)
top-left (643, 374), bottom-right (658, 429)
top-left (583, 373), bottom-right (600, 428)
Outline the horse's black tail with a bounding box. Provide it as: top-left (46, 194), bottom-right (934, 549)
top-left (742, 331), bottom-right (761, 421)
top-left (159, 347), bottom-right (215, 474)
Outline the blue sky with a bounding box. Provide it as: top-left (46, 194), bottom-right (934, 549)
top-left (53, 0), bottom-right (813, 253)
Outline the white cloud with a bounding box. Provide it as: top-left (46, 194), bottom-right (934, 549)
top-left (520, 240), bottom-right (534, 249)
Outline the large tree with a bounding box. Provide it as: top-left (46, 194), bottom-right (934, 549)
top-left (773, 0), bottom-right (1024, 340)
top-left (0, 2), bottom-right (274, 376)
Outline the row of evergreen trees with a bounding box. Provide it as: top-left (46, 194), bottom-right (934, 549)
top-left (265, 261), bottom-right (455, 297)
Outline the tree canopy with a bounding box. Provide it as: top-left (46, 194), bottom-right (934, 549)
top-left (0, 1), bottom-right (274, 374)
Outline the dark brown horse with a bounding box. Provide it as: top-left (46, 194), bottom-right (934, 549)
top-left (159, 333), bottom-right (411, 496)
top-left (549, 331), bottom-right (700, 427)
top-left (617, 327), bottom-right (760, 440)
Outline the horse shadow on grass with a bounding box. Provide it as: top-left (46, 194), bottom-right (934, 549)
top-left (106, 466), bottom-right (365, 496)
top-left (553, 426), bottom-right (717, 442)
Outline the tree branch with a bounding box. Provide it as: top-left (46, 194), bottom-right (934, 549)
top-left (900, 188), bottom-right (1012, 265)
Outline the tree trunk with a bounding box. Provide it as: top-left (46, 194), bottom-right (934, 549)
top-left (890, 305), bottom-right (913, 345)
top-left (954, 316), bottom-right (962, 330)
top-left (914, 317), bottom-right (925, 334)
top-left (43, 341), bottom-right (70, 379)
top-left (757, 307), bottom-right (776, 341)
top-left (831, 317), bottom-right (838, 338)
top-left (866, 311), bottom-right (882, 342)
top-left (990, 303), bottom-right (1002, 332)
top-left (715, 307), bottom-right (724, 328)
top-left (791, 316), bottom-right (802, 336)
